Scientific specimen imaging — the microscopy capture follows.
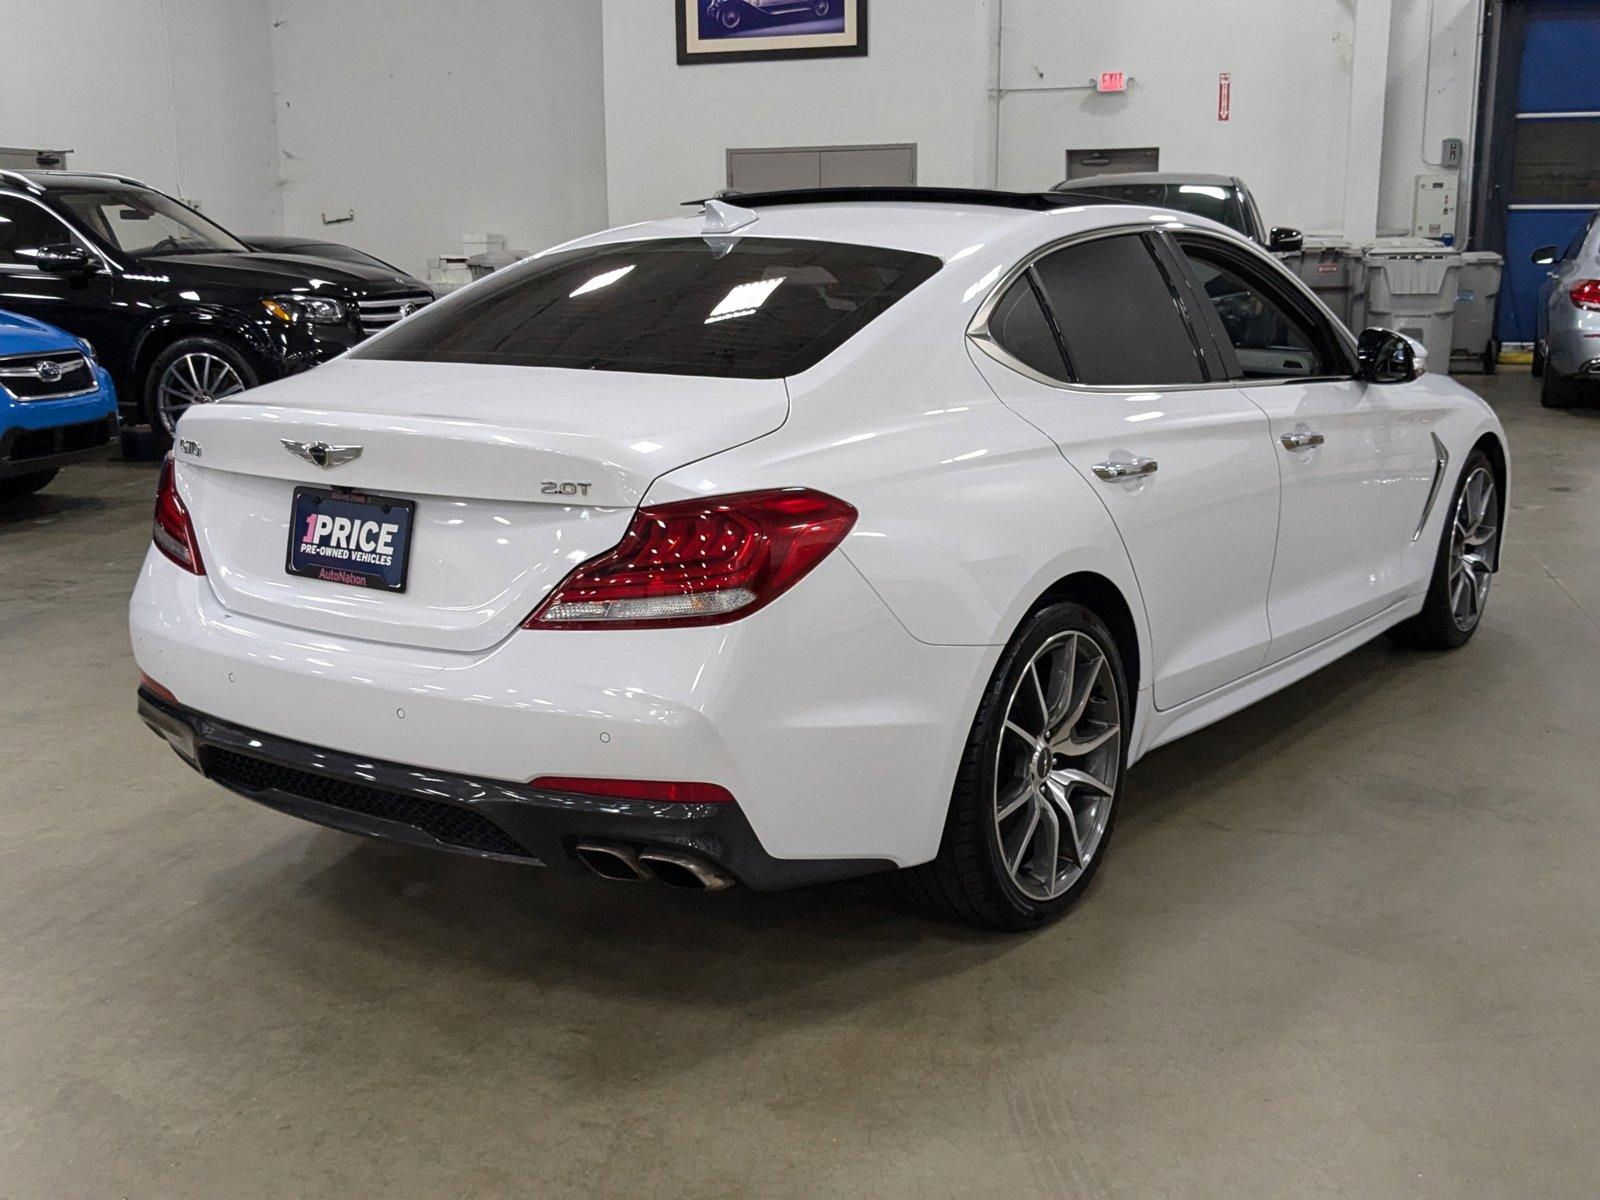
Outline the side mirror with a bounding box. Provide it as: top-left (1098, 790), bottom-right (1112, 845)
top-left (1357, 328), bottom-right (1420, 384)
top-left (1530, 245), bottom-right (1559, 266)
top-left (27, 244), bottom-right (96, 275)
top-left (1268, 226), bottom-right (1304, 253)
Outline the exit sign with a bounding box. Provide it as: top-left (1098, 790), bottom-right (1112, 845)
top-left (1097, 71), bottom-right (1127, 93)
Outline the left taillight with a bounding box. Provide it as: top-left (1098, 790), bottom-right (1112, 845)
top-left (525, 487), bottom-right (857, 630)
top-left (1570, 279), bottom-right (1600, 311)
top-left (153, 456), bottom-right (205, 575)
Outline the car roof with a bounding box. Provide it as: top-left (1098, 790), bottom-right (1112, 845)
top-left (1055, 172), bottom-right (1242, 190)
top-left (565, 189), bottom-right (1233, 260)
top-left (1, 169), bottom-right (150, 194)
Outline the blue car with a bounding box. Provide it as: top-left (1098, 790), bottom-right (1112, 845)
top-left (0, 309), bottom-right (117, 500)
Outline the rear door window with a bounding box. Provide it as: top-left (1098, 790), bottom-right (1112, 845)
top-left (355, 236), bottom-right (942, 378)
top-left (1031, 234), bottom-right (1206, 386)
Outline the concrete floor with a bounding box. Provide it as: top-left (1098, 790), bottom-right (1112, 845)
top-left (1, 371), bottom-right (1596, 1198)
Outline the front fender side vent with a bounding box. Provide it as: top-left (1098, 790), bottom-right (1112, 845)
top-left (1413, 432), bottom-right (1451, 542)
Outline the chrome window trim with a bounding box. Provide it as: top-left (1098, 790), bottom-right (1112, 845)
top-left (0, 189), bottom-right (117, 274)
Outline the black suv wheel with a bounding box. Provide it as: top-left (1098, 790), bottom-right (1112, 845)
top-left (144, 336), bottom-right (258, 443)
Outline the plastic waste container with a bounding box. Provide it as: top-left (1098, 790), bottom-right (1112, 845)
top-left (1281, 236), bottom-right (1361, 330)
top-left (1451, 250), bottom-right (1504, 374)
top-left (1359, 238), bottom-right (1464, 364)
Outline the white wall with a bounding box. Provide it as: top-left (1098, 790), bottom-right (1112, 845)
top-left (993, 0), bottom-right (1365, 235)
top-left (0, 0), bottom-right (281, 232)
top-left (1379, 0), bottom-right (1483, 238)
top-left (600, 0), bottom-right (994, 226)
top-left (267, 0), bottom-right (611, 277)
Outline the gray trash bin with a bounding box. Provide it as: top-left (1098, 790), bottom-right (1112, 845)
top-left (1451, 250), bottom-right (1504, 373)
top-left (1281, 236), bottom-right (1361, 330)
top-left (1359, 238), bottom-right (1463, 363)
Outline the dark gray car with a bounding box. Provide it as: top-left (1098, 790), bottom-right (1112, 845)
top-left (1531, 213), bottom-right (1600, 408)
top-left (1049, 171), bottom-right (1302, 252)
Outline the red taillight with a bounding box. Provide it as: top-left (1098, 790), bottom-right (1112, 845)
top-left (530, 776), bottom-right (736, 804)
top-left (1570, 280), bottom-right (1600, 311)
top-left (525, 487), bottom-right (856, 630)
top-left (153, 456), bottom-right (205, 574)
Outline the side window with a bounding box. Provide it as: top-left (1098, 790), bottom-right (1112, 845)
top-left (1032, 234), bottom-right (1205, 386)
top-left (987, 275), bottom-right (1068, 380)
top-left (0, 196), bottom-right (75, 268)
top-left (1178, 243), bottom-right (1340, 380)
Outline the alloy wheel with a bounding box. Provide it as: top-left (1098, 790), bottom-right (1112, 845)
top-left (157, 352), bottom-right (246, 435)
top-left (993, 630), bottom-right (1122, 902)
top-left (1449, 466), bottom-right (1498, 632)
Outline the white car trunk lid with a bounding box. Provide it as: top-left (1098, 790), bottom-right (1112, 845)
top-left (175, 360), bottom-right (788, 652)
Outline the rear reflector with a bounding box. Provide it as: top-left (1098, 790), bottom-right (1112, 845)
top-left (139, 672), bottom-right (180, 706)
top-left (153, 456), bottom-right (205, 574)
top-left (525, 487), bottom-right (856, 630)
top-left (530, 776), bottom-right (736, 804)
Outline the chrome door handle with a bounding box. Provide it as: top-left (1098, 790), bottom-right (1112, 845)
top-left (1280, 430), bottom-right (1326, 451)
top-left (1091, 457), bottom-right (1158, 481)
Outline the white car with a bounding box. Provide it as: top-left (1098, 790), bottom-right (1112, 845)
top-left (131, 188), bottom-right (1509, 930)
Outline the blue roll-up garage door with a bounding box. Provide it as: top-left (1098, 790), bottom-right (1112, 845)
top-left (1498, 1), bottom-right (1600, 343)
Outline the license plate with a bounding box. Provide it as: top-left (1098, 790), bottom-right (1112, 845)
top-left (286, 487), bottom-right (415, 592)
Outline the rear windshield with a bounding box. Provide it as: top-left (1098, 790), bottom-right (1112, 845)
top-left (1063, 183), bottom-right (1248, 237)
top-left (354, 236), bottom-right (942, 378)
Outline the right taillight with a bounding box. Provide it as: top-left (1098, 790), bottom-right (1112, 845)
top-left (525, 487), bottom-right (857, 630)
top-left (1570, 279), bottom-right (1600, 311)
top-left (152, 456), bottom-right (205, 575)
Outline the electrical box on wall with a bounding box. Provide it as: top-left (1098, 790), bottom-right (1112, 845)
top-left (1413, 174), bottom-right (1457, 241)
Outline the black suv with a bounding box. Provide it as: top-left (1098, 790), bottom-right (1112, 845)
top-left (0, 170), bottom-right (434, 444)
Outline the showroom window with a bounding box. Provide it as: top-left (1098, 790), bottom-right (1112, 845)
top-left (0, 196), bottom-right (77, 267)
top-left (986, 275), bottom-right (1069, 380)
top-left (356, 236), bottom-right (943, 379)
top-left (1031, 234), bottom-right (1206, 386)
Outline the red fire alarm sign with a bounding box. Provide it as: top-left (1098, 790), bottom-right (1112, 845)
top-left (1218, 72), bottom-right (1232, 121)
top-left (1097, 71), bottom-right (1127, 93)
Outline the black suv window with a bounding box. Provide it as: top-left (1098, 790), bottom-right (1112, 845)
top-left (0, 195), bottom-right (76, 267)
top-left (355, 237), bottom-right (942, 378)
top-left (1030, 234), bottom-right (1205, 386)
top-left (1177, 239), bottom-right (1345, 380)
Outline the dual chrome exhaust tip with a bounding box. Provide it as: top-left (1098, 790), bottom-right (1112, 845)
top-left (573, 842), bottom-right (734, 892)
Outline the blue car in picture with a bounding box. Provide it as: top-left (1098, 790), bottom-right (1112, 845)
top-left (0, 309), bottom-right (117, 500)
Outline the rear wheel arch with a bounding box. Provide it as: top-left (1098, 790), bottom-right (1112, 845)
top-left (1025, 571), bottom-right (1142, 702)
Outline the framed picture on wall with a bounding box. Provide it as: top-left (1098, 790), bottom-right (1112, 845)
top-left (676, 0), bottom-right (869, 65)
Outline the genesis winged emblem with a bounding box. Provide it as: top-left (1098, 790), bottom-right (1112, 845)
top-left (281, 439), bottom-right (362, 469)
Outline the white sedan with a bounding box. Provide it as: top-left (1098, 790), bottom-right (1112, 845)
top-left (131, 189), bottom-right (1508, 930)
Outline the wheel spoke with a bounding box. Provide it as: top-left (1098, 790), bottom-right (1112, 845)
top-left (1032, 794), bottom-right (1061, 888)
top-left (1464, 522), bottom-right (1497, 547)
top-left (1043, 777), bottom-right (1085, 866)
top-left (1049, 765), bottom-right (1115, 797)
top-left (1008, 801), bottom-right (1040, 875)
top-left (1004, 719), bottom-right (1037, 747)
top-left (1053, 721), bottom-right (1119, 757)
top-left (184, 355), bottom-right (204, 393)
top-left (996, 781), bottom-right (1032, 822)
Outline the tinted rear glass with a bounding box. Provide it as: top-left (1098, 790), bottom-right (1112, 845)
top-left (354, 236), bottom-right (942, 378)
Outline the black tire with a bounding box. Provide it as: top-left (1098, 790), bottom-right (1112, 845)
top-left (898, 602), bottom-right (1130, 931)
top-left (0, 470), bottom-right (58, 501)
top-left (1387, 449), bottom-right (1498, 651)
top-left (143, 335), bottom-right (260, 448)
top-left (1540, 364), bottom-right (1580, 409)
top-left (1482, 340), bottom-right (1498, 375)
top-left (1531, 342), bottom-right (1545, 377)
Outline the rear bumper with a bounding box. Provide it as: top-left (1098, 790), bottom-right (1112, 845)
top-left (129, 546), bottom-right (992, 871)
top-left (138, 688), bottom-right (890, 889)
